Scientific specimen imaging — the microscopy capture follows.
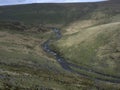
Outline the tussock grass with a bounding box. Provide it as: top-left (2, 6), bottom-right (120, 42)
top-left (0, 24), bottom-right (97, 90)
top-left (54, 22), bottom-right (120, 76)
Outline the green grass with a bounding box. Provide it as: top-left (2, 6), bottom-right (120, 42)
top-left (0, 0), bottom-right (120, 26)
top-left (0, 23), bottom-right (119, 90)
top-left (0, 0), bottom-right (120, 89)
top-left (0, 23), bottom-right (98, 90)
top-left (53, 22), bottom-right (120, 77)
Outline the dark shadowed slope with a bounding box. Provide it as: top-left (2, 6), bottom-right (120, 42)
top-left (0, 0), bottom-right (119, 27)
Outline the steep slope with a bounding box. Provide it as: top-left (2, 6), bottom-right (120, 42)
top-left (51, 0), bottom-right (120, 78)
top-left (54, 22), bottom-right (120, 76)
top-left (0, 0), bottom-right (120, 89)
top-left (0, 22), bottom-right (98, 90)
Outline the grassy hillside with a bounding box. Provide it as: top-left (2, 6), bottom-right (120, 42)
top-left (0, 22), bottom-right (99, 90)
top-left (0, 3), bottom-right (96, 26)
top-left (0, 22), bottom-right (119, 90)
top-left (53, 22), bottom-right (120, 76)
top-left (0, 0), bottom-right (119, 27)
top-left (0, 0), bottom-right (120, 89)
top-left (51, 0), bottom-right (120, 81)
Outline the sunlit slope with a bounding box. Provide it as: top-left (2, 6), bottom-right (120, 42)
top-left (52, 0), bottom-right (120, 76)
top-left (0, 0), bottom-right (120, 89)
top-left (54, 22), bottom-right (120, 76)
top-left (0, 23), bottom-right (97, 90)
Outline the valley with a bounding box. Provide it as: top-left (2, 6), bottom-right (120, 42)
top-left (0, 0), bottom-right (120, 90)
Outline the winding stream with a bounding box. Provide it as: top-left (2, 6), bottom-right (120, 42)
top-left (42, 28), bottom-right (120, 83)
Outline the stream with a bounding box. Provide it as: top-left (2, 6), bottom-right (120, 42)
top-left (42, 28), bottom-right (120, 83)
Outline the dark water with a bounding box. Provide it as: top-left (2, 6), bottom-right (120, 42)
top-left (42, 28), bottom-right (120, 83)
